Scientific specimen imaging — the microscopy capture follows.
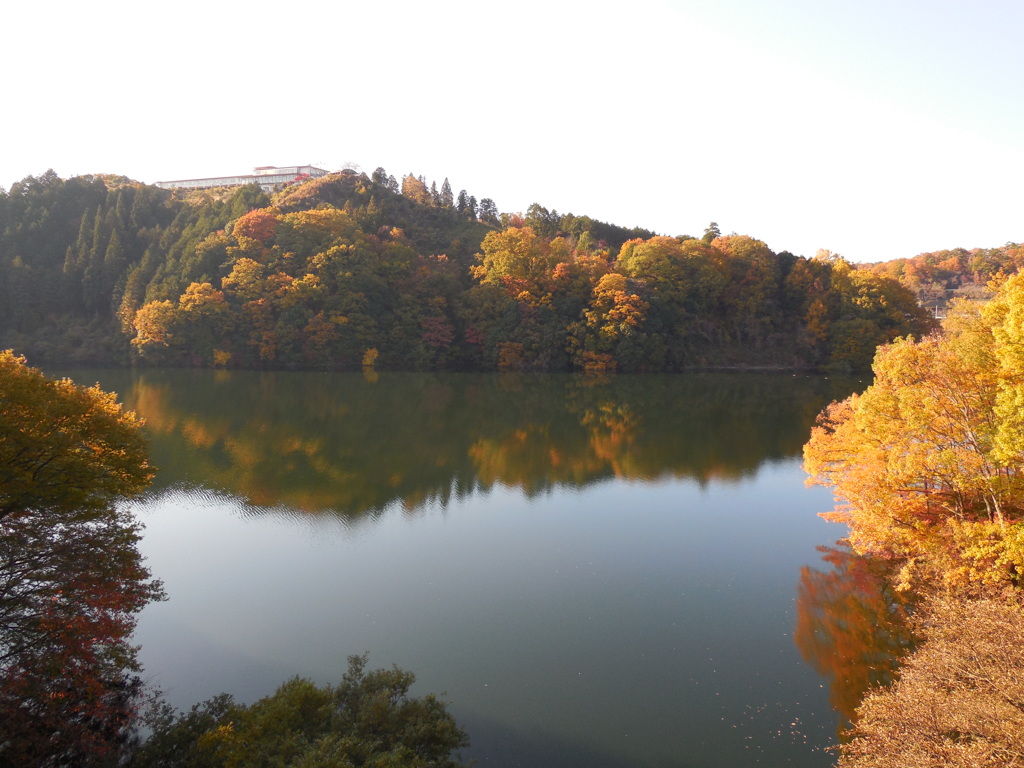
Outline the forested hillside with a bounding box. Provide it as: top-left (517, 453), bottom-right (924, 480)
top-left (0, 168), bottom-right (948, 372)
top-left (865, 242), bottom-right (1024, 310)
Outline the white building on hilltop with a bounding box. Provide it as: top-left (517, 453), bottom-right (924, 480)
top-left (155, 165), bottom-right (330, 192)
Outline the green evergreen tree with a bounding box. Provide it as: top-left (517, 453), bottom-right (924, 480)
top-left (88, 208), bottom-right (105, 268)
top-left (101, 228), bottom-right (127, 316)
top-left (113, 188), bottom-right (130, 231)
top-left (129, 188), bottom-right (156, 231)
top-left (75, 207), bottom-right (93, 265)
top-left (61, 245), bottom-right (82, 312)
top-left (479, 198), bottom-right (499, 225)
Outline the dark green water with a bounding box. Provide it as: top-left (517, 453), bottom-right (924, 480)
top-left (62, 369), bottom-right (879, 767)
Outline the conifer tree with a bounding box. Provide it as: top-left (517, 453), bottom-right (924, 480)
top-left (479, 198), bottom-right (499, 225)
top-left (88, 208), bottom-right (105, 268)
top-left (75, 207), bottom-right (93, 264)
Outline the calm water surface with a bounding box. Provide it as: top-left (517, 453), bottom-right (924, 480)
top-left (61, 370), bottom-right (875, 767)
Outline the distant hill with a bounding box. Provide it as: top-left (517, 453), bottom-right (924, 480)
top-left (0, 168), bottom-right (938, 372)
top-left (864, 244), bottom-right (1024, 312)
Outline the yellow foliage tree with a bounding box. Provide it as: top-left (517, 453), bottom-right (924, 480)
top-left (804, 274), bottom-right (1024, 591)
top-left (471, 227), bottom-right (568, 305)
top-left (0, 351), bottom-right (153, 521)
top-left (990, 273), bottom-right (1024, 466)
top-left (131, 300), bottom-right (181, 359)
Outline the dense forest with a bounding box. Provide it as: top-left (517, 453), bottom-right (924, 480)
top-left (0, 167), bottom-right (962, 373)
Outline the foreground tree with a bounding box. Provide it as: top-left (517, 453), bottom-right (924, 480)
top-left (0, 350), bottom-right (153, 521)
top-left (804, 273), bottom-right (1024, 765)
top-left (804, 275), bottom-right (1024, 592)
top-left (132, 654), bottom-right (470, 768)
top-left (0, 351), bottom-right (162, 766)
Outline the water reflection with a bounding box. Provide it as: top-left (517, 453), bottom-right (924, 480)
top-left (794, 542), bottom-right (917, 731)
top-left (37, 368), bottom-right (881, 767)
top-left (109, 370), bottom-right (861, 517)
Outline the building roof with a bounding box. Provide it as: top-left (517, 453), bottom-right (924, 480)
top-left (155, 165), bottom-right (330, 191)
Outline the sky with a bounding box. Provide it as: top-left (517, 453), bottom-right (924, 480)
top-left (4, 0), bottom-right (1023, 262)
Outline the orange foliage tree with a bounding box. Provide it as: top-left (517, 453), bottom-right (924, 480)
top-left (231, 207), bottom-right (279, 244)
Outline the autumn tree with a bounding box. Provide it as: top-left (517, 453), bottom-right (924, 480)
top-left (824, 254), bottom-right (935, 371)
top-left (0, 351), bottom-right (153, 521)
top-left (468, 227), bottom-right (585, 370)
top-left (132, 654), bottom-right (470, 768)
top-left (230, 206), bottom-right (279, 246)
top-left (568, 272), bottom-right (650, 373)
top-left (615, 236), bottom-right (723, 364)
top-left (782, 256), bottom-right (835, 362)
top-left (710, 234), bottom-right (784, 343)
top-left (804, 274), bottom-right (1024, 591)
top-left (0, 351), bottom-right (162, 766)
top-left (176, 281), bottom-right (234, 364)
top-left (471, 226), bottom-right (568, 301)
top-left (131, 299), bottom-right (183, 363)
top-left (802, 280), bottom-right (1024, 767)
top-left (402, 174), bottom-right (430, 206)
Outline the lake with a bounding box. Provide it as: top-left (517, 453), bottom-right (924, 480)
top-left (60, 368), bottom-right (877, 767)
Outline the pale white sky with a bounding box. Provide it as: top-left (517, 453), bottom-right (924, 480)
top-left (4, 0), bottom-right (1022, 262)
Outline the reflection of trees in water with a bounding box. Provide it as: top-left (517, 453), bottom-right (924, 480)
top-left (117, 370), bottom-right (862, 518)
top-left (794, 542), bottom-right (917, 733)
top-left (0, 355), bottom-right (162, 766)
top-left (0, 508), bottom-right (154, 766)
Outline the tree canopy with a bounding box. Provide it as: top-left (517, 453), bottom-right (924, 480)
top-left (0, 351), bottom-right (162, 766)
top-left (804, 273), bottom-right (1024, 592)
top-left (132, 654), bottom-right (470, 768)
top-left (0, 169), bottom-right (944, 374)
top-left (0, 350), bottom-right (153, 521)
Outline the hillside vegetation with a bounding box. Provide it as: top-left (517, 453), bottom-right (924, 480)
top-left (3, 167), bottom-right (1003, 372)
